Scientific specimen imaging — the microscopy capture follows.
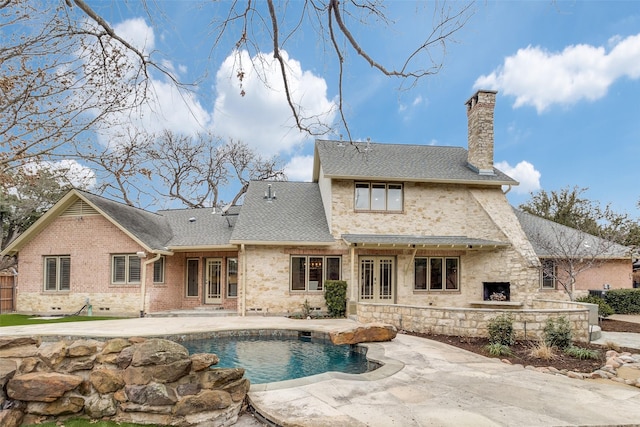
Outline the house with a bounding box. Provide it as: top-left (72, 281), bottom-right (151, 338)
top-left (2, 90), bottom-right (629, 318)
top-left (515, 208), bottom-right (632, 297)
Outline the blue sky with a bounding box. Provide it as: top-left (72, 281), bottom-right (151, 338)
top-left (85, 1), bottom-right (640, 216)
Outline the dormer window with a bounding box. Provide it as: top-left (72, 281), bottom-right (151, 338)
top-left (355, 182), bottom-right (403, 212)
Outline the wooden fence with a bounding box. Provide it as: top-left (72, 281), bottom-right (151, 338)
top-left (0, 274), bottom-right (15, 313)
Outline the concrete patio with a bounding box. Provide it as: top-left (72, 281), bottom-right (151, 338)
top-left (2, 316), bottom-right (640, 426)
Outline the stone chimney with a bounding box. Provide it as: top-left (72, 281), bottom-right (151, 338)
top-left (465, 90), bottom-right (497, 175)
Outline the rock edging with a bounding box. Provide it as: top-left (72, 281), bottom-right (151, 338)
top-left (0, 336), bottom-right (249, 427)
top-left (501, 350), bottom-right (640, 386)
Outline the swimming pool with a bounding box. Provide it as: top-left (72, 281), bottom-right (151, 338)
top-left (183, 332), bottom-right (373, 384)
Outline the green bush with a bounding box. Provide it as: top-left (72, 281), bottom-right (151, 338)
top-left (487, 314), bottom-right (515, 346)
top-left (604, 289), bottom-right (640, 314)
top-left (543, 316), bottom-right (573, 349)
top-left (564, 346), bottom-right (600, 360)
top-left (575, 295), bottom-right (615, 318)
top-left (324, 280), bottom-right (348, 318)
top-left (484, 343), bottom-right (512, 357)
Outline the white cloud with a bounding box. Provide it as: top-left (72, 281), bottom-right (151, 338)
top-left (92, 19), bottom-right (211, 148)
top-left (495, 160), bottom-right (541, 195)
top-left (23, 160), bottom-right (96, 190)
top-left (212, 50), bottom-right (336, 156)
top-left (284, 155), bottom-right (314, 182)
top-left (475, 33), bottom-right (640, 112)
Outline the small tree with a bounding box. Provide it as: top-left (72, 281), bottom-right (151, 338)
top-left (519, 187), bottom-right (632, 301)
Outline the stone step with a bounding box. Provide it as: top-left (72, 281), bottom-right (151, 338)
top-left (590, 325), bottom-right (602, 341)
top-left (146, 309), bottom-right (237, 318)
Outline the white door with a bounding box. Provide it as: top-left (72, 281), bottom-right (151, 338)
top-left (205, 258), bottom-right (222, 304)
top-left (359, 257), bottom-right (395, 303)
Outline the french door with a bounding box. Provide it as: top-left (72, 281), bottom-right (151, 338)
top-left (359, 257), bottom-right (395, 303)
top-left (205, 258), bottom-right (222, 304)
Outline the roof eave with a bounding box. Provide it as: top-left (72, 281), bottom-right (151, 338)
top-left (321, 174), bottom-right (517, 186)
top-left (229, 239), bottom-right (335, 246)
top-left (166, 245), bottom-right (238, 252)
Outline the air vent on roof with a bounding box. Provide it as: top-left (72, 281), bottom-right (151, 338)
top-left (61, 200), bottom-right (99, 217)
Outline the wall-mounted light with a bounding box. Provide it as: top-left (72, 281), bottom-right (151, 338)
top-left (136, 251), bottom-right (147, 259)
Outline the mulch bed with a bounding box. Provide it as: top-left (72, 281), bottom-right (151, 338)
top-left (405, 319), bottom-right (639, 374)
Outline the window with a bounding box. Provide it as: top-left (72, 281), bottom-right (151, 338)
top-left (44, 256), bottom-right (70, 291)
top-left (186, 259), bottom-right (199, 297)
top-left (354, 182), bottom-right (403, 212)
top-left (112, 254), bottom-right (141, 284)
top-left (153, 257), bottom-right (165, 283)
top-left (290, 256), bottom-right (341, 291)
top-left (414, 257), bottom-right (459, 291)
top-left (541, 259), bottom-right (556, 289)
top-left (227, 258), bottom-right (238, 297)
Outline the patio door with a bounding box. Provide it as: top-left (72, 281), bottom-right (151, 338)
top-left (359, 257), bottom-right (395, 303)
top-left (205, 258), bottom-right (222, 304)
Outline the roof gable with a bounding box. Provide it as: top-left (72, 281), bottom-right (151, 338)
top-left (312, 140), bottom-right (518, 185)
top-left (1, 189), bottom-right (174, 256)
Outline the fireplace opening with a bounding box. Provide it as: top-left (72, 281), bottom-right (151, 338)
top-left (483, 282), bottom-right (510, 301)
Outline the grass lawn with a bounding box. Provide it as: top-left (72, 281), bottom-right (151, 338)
top-left (0, 314), bottom-right (125, 327)
top-left (23, 419), bottom-right (159, 427)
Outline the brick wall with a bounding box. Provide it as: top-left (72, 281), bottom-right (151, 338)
top-left (17, 215), bottom-right (144, 315)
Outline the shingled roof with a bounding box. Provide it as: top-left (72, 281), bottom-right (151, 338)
top-left (159, 207), bottom-right (238, 249)
top-left (514, 208), bottom-right (630, 259)
top-left (313, 140), bottom-right (518, 185)
top-left (230, 181), bottom-right (334, 245)
top-left (78, 190), bottom-right (174, 251)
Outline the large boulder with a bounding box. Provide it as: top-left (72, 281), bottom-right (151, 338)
top-left (330, 323), bottom-right (397, 345)
top-left (7, 372), bottom-right (83, 402)
top-left (173, 390), bottom-right (232, 416)
top-left (26, 396), bottom-right (84, 416)
top-left (90, 368), bottom-right (125, 394)
top-left (131, 339), bottom-right (189, 366)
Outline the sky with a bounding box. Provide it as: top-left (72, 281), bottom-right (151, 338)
top-left (80, 1), bottom-right (640, 216)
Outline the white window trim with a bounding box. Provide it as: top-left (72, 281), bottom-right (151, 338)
top-left (111, 254), bottom-right (141, 285)
top-left (44, 255), bottom-right (70, 292)
top-left (227, 257), bottom-right (238, 298)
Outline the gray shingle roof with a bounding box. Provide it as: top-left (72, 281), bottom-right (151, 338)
top-left (158, 207), bottom-right (237, 248)
top-left (514, 208), bottom-right (630, 259)
top-left (79, 190), bottom-right (173, 251)
top-left (315, 140), bottom-right (517, 185)
top-left (230, 181), bottom-right (334, 244)
top-left (342, 234), bottom-right (509, 248)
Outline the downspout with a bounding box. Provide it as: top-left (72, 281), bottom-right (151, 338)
top-left (241, 244), bottom-right (246, 317)
top-left (140, 253), bottom-right (162, 317)
top-left (503, 184), bottom-right (512, 195)
top-left (350, 245), bottom-right (356, 313)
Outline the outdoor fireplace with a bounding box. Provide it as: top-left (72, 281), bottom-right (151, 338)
top-left (483, 282), bottom-right (510, 301)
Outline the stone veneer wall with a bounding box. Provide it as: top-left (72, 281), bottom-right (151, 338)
top-left (0, 336), bottom-right (249, 427)
top-left (357, 300), bottom-right (590, 343)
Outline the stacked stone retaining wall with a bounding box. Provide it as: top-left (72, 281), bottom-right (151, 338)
top-left (357, 301), bottom-right (589, 342)
top-left (0, 336), bottom-right (249, 427)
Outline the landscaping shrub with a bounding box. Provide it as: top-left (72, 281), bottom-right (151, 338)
top-left (484, 343), bottom-right (512, 357)
top-left (543, 316), bottom-right (573, 349)
top-left (324, 280), bottom-right (347, 317)
top-left (487, 314), bottom-right (514, 346)
top-left (604, 289), bottom-right (640, 314)
top-left (575, 295), bottom-right (615, 318)
top-left (564, 346), bottom-right (600, 360)
top-left (528, 341), bottom-right (556, 361)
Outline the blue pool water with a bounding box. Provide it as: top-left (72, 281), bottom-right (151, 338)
top-left (183, 334), bottom-right (371, 384)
